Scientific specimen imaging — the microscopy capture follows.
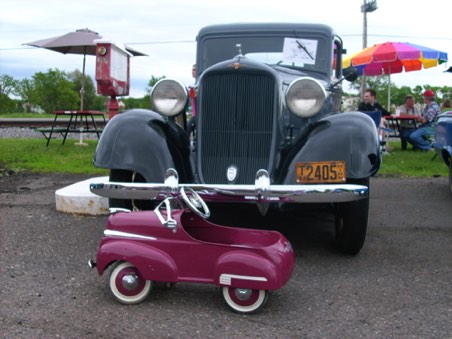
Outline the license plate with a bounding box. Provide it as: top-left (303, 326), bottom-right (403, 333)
top-left (296, 161), bottom-right (346, 183)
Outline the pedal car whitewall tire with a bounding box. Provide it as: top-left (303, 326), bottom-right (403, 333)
top-left (109, 261), bottom-right (152, 304)
top-left (222, 287), bottom-right (268, 314)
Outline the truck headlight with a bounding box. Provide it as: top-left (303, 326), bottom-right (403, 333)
top-left (150, 79), bottom-right (188, 117)
top-left (286, 77), bottom-right (326, 118)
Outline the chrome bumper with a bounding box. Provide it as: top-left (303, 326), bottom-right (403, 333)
top-left (89, 169), bottom-right (368, 204)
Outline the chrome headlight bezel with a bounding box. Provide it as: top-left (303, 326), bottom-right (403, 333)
top-left (150, 79), bottom-right (188, 117)
top-left (286, 77), bottom-right (327, 118)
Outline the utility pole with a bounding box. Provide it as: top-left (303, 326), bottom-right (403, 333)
top-left (360, 0), bottom-right (378, 99)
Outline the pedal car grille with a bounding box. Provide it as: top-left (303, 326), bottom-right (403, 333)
top-left (198, 71), bottom-right (275, 184)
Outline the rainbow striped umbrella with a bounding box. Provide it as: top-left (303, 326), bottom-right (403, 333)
top-left (343, 42), bottom-right (448, 107)
top-left (343, 42), bottom-right (448, 76)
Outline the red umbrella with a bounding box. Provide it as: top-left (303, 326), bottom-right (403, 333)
top-left (343, 42), bottom-right (448, 107)
top-left (24, 28), bottom-right (146, 110)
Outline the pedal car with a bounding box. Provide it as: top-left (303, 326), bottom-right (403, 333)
top-left (88, 180), bottom-right (295, 314)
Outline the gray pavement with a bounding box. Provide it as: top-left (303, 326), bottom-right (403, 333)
top-left (0, 173), bottom-right (451, 338)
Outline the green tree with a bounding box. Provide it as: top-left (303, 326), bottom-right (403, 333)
top-left (32, 68), bottom-right (79, 113)
top-left (122, 96), bottom-right (149, 109)
top-left (15, 79), bottom-right (35, 112)
top-left (0, 93), bottom-right (17, 113)
top-left (0, 75), bottom-right (20, 113)
top-left (0, 74), bottom-right (19, 96)
top-left (146, 75), bottom-right (166, 93)
top-left (68, 70), bottom-right (97, 110)
top-left (120, 75), bottom-right (166, 110)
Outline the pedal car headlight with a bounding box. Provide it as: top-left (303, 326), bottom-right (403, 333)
top-left (286, 77), bottom-right (326, 118)
top-left (150, 79), bottom-right (188, 117)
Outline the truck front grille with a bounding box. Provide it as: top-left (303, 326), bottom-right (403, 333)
top-left (198, 71), bottom-right (275, 184)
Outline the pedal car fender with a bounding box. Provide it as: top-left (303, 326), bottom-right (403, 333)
top-left (95, 240), bottom-right (178, 281)
top-left (283, 111), bottom-right (380, 183)
top-left (214, 251), bottom-right (280, 290)
top-left (94, 108), bottom-right (193, 183)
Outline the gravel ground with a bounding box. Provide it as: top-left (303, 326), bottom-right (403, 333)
top-left (1, 172), bottom-right (451, 338)
top-left (0, 127), bottom-right (100, 140)
top-left (0, 127), bottom-right (42, 138)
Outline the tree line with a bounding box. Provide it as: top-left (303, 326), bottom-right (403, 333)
top-left (1, 69), bottom-right (450, 114)
top-left (345, 76), bottom-right (452, 112)
top-left (0, 70), bottom-right (164, 114)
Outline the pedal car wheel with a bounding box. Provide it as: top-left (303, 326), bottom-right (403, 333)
top-left (108, 261), bottom-right (151, 304)
top-left (222, 287), bottom-right (268, 314)
top-left (180, 187), bottom-right (210, 219)
top-left (335, 178), bottom-right (369, 255)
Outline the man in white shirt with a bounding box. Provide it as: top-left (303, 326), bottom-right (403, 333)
top-left (397, 95), bottom-right (421, 150)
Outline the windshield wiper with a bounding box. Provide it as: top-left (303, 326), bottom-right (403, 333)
top-left (296, 40), bottom-right (314, 60)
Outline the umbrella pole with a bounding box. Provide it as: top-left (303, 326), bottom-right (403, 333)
top-left (78, 49), bottom-right (86, 145)
top-left (387, 73), bottom-right (391, 110)
top-left (80, 49), bottom-right (86, 111)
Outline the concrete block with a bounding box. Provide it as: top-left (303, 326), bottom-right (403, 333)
top-left (55, 176), bottom-right (109, 215)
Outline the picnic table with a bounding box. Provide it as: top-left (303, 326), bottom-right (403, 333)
top-left (385, 115), bottom-right (423, 148)
top-left (37, 110), bottom-right (106, 146)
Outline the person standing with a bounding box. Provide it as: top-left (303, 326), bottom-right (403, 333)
top-left (397, 95), bottom-right (421, 150)
top-left (358, 88), bottom-right (392, 152)
top-left (187, 64), bottom-right (197, 139)
top-left (358, 88), bottom-right (391, 117)
top-left (408, 90), bottom-right (440, 151)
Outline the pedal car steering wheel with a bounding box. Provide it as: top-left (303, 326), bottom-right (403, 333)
top-left (180, 187), bottom-right (210, 219)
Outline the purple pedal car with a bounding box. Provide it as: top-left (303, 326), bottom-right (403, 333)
top-left (89, 180), bottom-right (295, 314)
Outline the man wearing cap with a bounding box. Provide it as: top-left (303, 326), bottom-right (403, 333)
top-left (408, 89), bottom-right (440, 151)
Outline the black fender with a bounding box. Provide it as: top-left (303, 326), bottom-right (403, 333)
top-left (93, 109), bottom-right (193, 183)
top-left (282, 111), bottom-right (380, 184)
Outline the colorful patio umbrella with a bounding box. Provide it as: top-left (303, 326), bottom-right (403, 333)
top-left (343, 42), bottom-right (448, 108)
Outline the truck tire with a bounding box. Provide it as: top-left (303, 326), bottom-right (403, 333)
top-left (109, 169), bottom-right (155, 211)
top-left (334, 178), bottom-right (370, 255)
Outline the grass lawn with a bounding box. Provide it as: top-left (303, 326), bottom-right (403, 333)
top-left (0, 113), bottom-right (56, 119)
top-left (0, 138), bottom-right (108, 175)
top-left (378, 140), bottom-right (448, 178)
top-left (0, 138), bottom-right (448, 178)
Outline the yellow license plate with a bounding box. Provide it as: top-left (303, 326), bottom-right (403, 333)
top-left (296, 161), bottom-right (346, 183)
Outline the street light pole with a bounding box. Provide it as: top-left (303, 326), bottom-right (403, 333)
top-left (360, 0), bottom-right (377, 99)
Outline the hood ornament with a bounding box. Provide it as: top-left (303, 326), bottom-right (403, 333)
top-left (226, 165), bottom-right (238, 183)
top-left (235, 43), bottom-right (242, 56)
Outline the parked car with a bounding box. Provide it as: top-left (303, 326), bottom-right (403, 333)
top-left (88, 182), bottom-right (295, 314)
top-left (92, 23), bottom-right (380, 255)
top-left (434, 110), bottom-right (452, 194)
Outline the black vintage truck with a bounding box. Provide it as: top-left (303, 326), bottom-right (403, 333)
top-left (91, 23), bottom-right (380, 254)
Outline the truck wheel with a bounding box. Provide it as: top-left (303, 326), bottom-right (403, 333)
top-left (109, 169), bottom-right (155, 210)
top-left (222, 287), bottom-right (268, 314)
top-left (334, 178), bottom-right (370, 255)
top-left (108, 261), bottom-right (151, 305)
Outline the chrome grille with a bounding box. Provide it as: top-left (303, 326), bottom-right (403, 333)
top-left (198, 71), bottom-right (275, 184)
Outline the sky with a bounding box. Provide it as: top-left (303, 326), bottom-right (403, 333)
top-left (1, 0), bottom-right (451, 98)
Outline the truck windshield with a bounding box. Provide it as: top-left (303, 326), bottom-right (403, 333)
top-left (200, 35), bottom-right (330, 74)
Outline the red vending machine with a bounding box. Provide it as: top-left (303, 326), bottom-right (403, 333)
top-left (96, 42), bottom-right (130, 119)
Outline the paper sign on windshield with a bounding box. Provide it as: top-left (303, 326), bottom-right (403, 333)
top-left (282, 38), bottom-right (318, 65)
